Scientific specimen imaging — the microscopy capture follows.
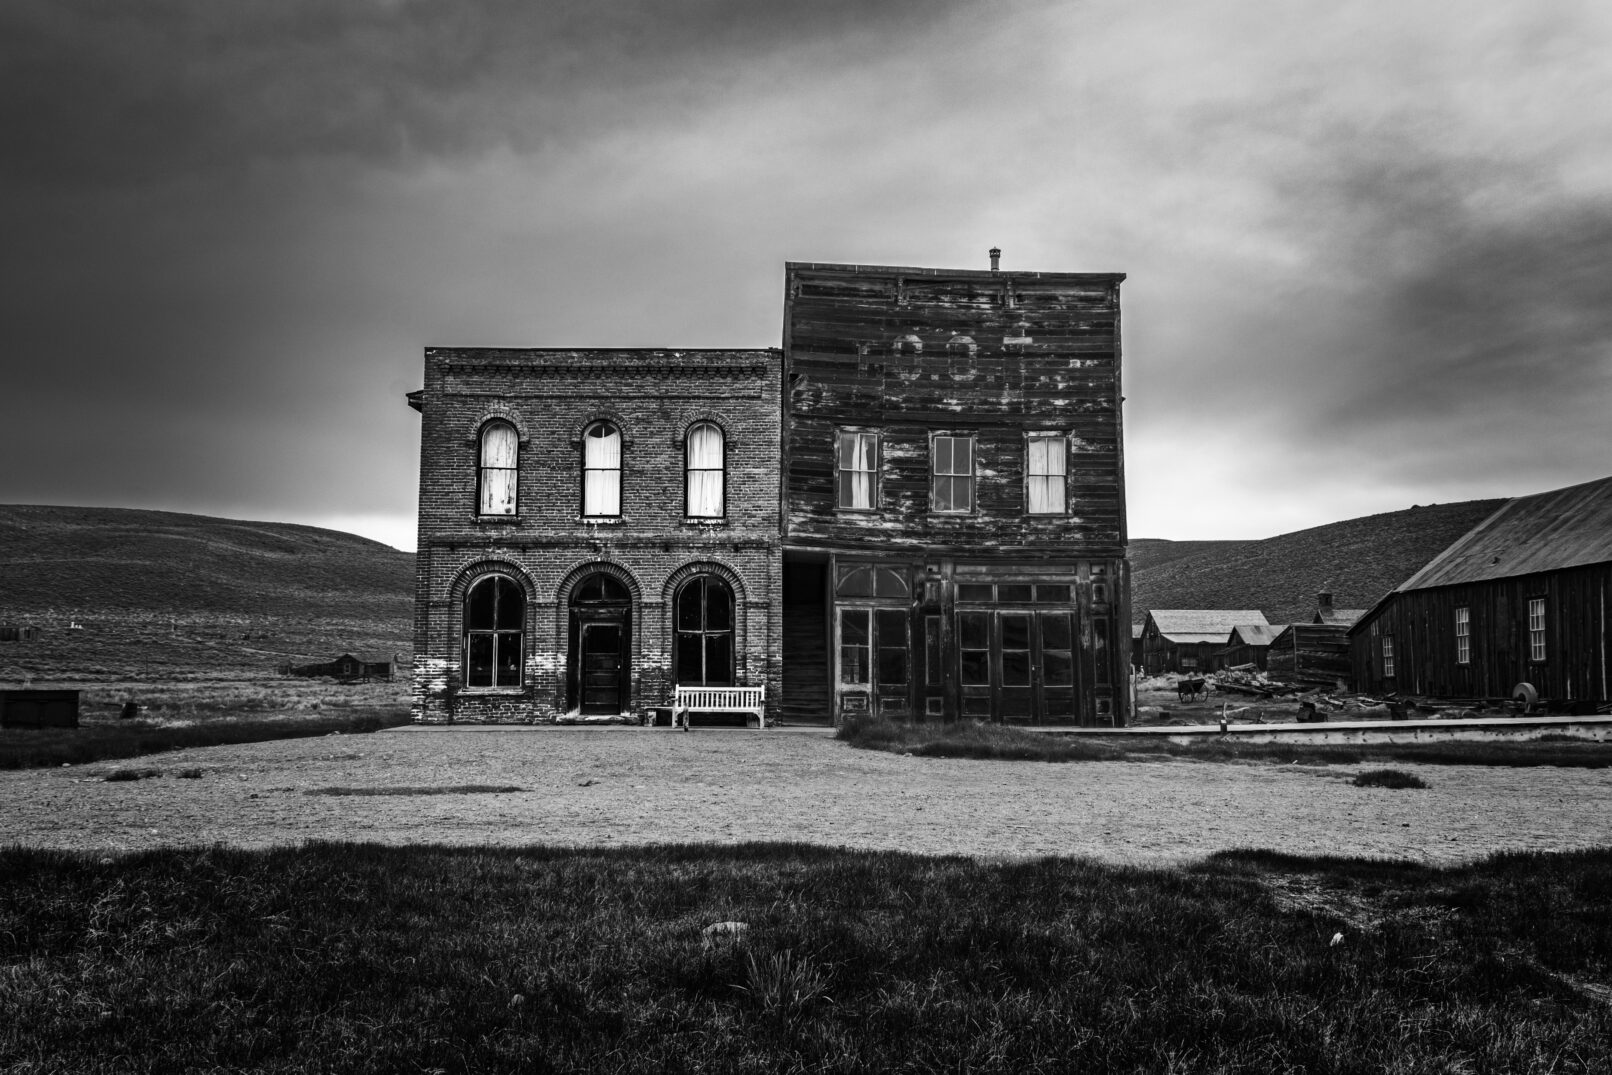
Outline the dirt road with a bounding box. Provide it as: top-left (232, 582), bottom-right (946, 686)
top-left (3, 727), bottom-right (1607, 864)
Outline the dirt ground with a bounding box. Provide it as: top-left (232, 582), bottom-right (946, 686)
top-left (3, 727), bottom-right (1609, 866)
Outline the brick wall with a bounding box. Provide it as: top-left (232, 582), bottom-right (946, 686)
top-left (412, 349), bottom-right (782, 724)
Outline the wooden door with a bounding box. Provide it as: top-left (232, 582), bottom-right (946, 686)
top-left (578, 620), bottom-right (627, 715)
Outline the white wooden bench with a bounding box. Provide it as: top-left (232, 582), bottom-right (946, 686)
top-left (672, 686), bottom-right (766, 729)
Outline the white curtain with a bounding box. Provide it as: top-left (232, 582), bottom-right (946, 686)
top-left (479, 423), bottom-right (518, 515)
top-left (1027, 436), bottom-right (1067, 514)
top-left (686, 423), bottom-right (724, 517)
top-left (583, 425), bottom-right (621, 516)
top-left (840, 433), bottom-right (875, 509)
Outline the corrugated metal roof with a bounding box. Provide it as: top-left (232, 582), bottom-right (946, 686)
top-left (1398, 475), bottom-right (1612, 591)
top-left (1147, 610), bottom-right (1269, 643)
top-left (1227, 623), bottom-right (1280, 646)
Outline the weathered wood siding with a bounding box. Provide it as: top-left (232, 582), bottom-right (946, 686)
top-left (1350, 564), bottom-right (1612, 707)
top-left (783, 266), bottom-right (1125, 556)
top-left (1265, 624), bottom-right (1351, 688)
top-left (781, 262), bottom-right (1130, 725)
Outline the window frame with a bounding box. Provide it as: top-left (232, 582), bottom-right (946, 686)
top-left (1455, 606), bottom-right (1470, 665)
top-left (684, 421), bottom-right (726, 519)
top-left (462, 574), bottom-right (525, 691)
top-left (476, 420), bottom-right (519, 517)
top-left (835, 430), bottom-right (880, 513)
top-left (1024, 431), bottom-right (1069, 515)
top-left (929, 433), bottom-right (976, 515)
top-left (674, 575), bottom-right (735, 686)
top-left (581, 421), bottom-right (623, 519)
top-left (1381, 634), bottom-right (1395, 678)
top-left (1528, 597), bottom-right (1546, 663)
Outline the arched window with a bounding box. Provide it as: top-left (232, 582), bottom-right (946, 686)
top-left (582, 422), bottom-right (622, 517)
top-left (675, 576), bottom-right (734, 686)
top-left (464, 575), bottom-right (524, 688)
top-left (478, 421), bottom-right (518, 516)
top-left (685, 422), bottom-right (724, 518)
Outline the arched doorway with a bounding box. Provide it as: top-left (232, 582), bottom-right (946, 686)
top-left (569, 572), bottom-right (632, 714)
top-left (674, 575), bottom-right (735, 686)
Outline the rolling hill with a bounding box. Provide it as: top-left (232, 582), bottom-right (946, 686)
top-left (0, 506), bottom-right (413, 679)
top-left (1129, 499), bottom-right (1508, 627)
top-left (0, 497), bottom-right (1511, 679)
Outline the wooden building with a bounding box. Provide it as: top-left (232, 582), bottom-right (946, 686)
top-left (1141, 610), bottom-right (1269, 674)
top-left (1265, 623), bottom-right (1352, 688)
top-left (1349, 475), bottom-right (1612, 710)
top-left (781, 259), bottom-right (1131, 726)
top-left (1217, 623), bottom-right (1279, 670)
top-left (1312, 592), bottom-right (1366, 626)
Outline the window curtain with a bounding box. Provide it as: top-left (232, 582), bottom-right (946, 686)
top-left (1027, 436), bottom-right (1067, 514)
top-left (479, 423), bottom-right (518, 515)
top-left (583, 426), bottom-right (621, 516)
top-left (840, 433), bottom-right (875, 509)
top-left (686, 423), bottom-right (724, 517)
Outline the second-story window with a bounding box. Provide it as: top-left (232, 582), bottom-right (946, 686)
top-left (837, 431), bottom-right (878, 511)
top-left (685, 422), bottom-right (724, 518)
top-left (582, 422), bottom-right (622, 517)
top-left (931, 435), bottom-right (974, 513)
top-left (477, 421), bottom-right (518, 516)
top-left (1026, 433), bottom-right (1067, 514)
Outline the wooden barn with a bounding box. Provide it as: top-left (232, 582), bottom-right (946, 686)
top-left (1349, 475), bottom-right (1612, 711)
top-left (1141, 610), bottom-right (1269, 674)
top-left (1216, 623), bottom-right (1279, 670)
top-left (1265, 623), bottom-right (1352, 688)
top-left (781, 257), bottom-right (1132, 726)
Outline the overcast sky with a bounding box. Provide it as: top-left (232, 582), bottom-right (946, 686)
top-left (2, 0), bottom-right (1608, 552)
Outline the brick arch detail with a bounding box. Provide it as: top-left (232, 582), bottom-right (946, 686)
top-left (449, 559), bottom-right (536, 606)
top-left (465, 406), bottom-right (529, 445)
top-left (661, 559), bottom-right (747, 606)
top-left (674, 411), bottom-right (734, 446)
top-left (554, 558), bottom-right (644, 609)
top-left (570, 411), bottom-right (636, 449)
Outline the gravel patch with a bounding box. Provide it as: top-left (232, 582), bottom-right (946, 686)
top-left (2, 727), bottom-right (1609, 864)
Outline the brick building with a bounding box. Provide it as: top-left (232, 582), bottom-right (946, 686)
top-left (409, 255), bottom-right (1131, 726)
top-left (408, 349), bottom-right (782, 723)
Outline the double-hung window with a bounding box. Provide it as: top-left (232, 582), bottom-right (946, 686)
top-left (1528, 598), bottom-right (1546, 662)
top-left (931, 435), bottom-right (974, 513)
top-left (1455, 607), bottom-right (1470, 665)
top-left (1026, 433), bottom-right (1067, 514)
top-left (477, 421), bottom-right (518, 516)
top-left (837, 431), bottom-right (878, 511)
top-left (464, 575), bottom-right (523, 688)
top-left (1382, 634), bottom-right (1395, 677)
top-left (685, 422), bottom-right (724, 518)
top-left (582, 422), bottom-right (622, 517)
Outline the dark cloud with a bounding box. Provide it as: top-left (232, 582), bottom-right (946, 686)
top-left (0, 0), bottom-right (974, 189)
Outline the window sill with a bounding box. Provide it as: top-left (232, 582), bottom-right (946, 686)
top-left (679, 518), bottom-right (728, 527)
top-left (472, 515), bottom-right (520, 525)
top-left (458, 687), bottom-right (526, 696)
top-left (579, 517), bottom-right (625, 525)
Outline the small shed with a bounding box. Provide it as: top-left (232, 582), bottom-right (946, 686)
top-left (1217, 623), bottom-right (1280, 670)
top-left (0, 625), bottom-right (41, 642)
top-left (287, 653), bottom-right (396, 682)
top-left (1312, 592), bottom-right (1366, 627)
top-left (1266, 623), bottom-right (1352, 689)
top-left (1142, 610), bottom-right (1270, 674)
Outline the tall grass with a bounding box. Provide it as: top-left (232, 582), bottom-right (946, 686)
top-left (1, 843), bottom-right (1608, 1072)
top-left (0, 710), bottom-right (412, 770)
top-left (839, 715), bottom-right (1612, 768)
